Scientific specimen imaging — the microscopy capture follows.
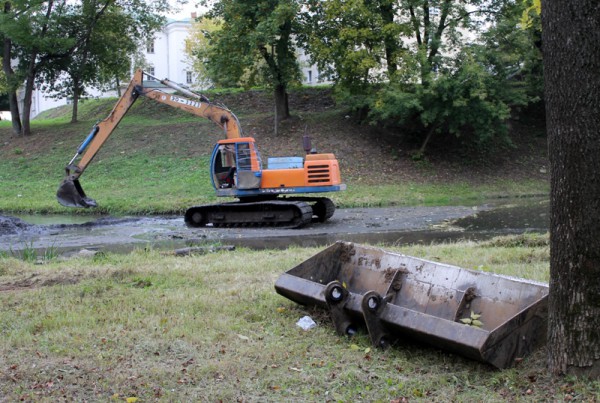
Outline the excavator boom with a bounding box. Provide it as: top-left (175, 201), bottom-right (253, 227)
top-left (57, 69), bottom-right (242, 208)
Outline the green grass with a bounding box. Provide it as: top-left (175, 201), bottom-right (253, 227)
top-left (0, 95), bottom-right (549, 215)
top-left (1, 235), bottom-right (598, 401)
top-left (335, 180), bottom-right (547, 209)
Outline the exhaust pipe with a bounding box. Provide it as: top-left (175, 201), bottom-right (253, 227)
top-left (56, 178), bottom-right (97, 208)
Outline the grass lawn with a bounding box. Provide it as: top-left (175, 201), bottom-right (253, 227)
top-left (0, 92), bottom-right (571, 401)
top-left (1, 235), bottom-right (599, 401)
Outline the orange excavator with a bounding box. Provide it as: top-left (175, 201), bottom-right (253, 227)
top-left (57, 69), bottom-right (345, 228)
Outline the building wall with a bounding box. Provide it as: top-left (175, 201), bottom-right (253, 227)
top-left (145, 19), bottom-right (194, 83)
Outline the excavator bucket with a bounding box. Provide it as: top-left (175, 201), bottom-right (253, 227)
top-left (275, 242), bottom-right (549, 369)
top-left (56, 178), bottom-right (98, 208)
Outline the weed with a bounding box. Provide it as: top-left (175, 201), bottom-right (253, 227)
top-left (18, 242), bottom-right (38, 262)
top-left (41, 244), bottom-right (59, 262)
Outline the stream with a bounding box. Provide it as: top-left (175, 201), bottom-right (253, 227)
top-left (0, 197), bottom-right (549, 256)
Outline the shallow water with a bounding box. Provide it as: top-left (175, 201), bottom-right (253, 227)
top-left (2, 198), bottom-right (549, 255)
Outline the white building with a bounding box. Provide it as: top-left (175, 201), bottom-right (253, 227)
top-left (144, 17), bottom-right (195, 85)
top-left (29, 14), bottom-right (324, 118)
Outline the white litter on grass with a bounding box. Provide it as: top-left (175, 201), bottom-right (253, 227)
top-left (296, 316), bottom-right (317, 331)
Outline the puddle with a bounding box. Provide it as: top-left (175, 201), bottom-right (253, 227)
top-left (0, 198), bottom-right (549, 255)
top-left (452, 199), bottom-right (549, 233)
top-left (14, 213), bottom-right (104, 225)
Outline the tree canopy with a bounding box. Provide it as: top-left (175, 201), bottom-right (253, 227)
top-left (200, 0), bottom-right (303, 132)
top-left (184, 16), bottom-right (221, 89)
top-left (0, 0), bottom-right (167, 134)
top-left (297, 0), bottom-right (542, 154)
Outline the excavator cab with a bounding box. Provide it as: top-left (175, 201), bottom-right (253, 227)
top-left (210, 138), bottom-right (262, 192)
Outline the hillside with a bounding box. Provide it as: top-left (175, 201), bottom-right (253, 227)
top-left (0, 87), bottom-right (549, 213)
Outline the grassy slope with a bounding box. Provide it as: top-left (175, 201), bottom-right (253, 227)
top-left (0, 88), bottom-right (549, 214)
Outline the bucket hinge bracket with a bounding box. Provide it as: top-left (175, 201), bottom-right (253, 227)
top-left (361, 290), bottom-right (395, 349)
top-left (324, 281), bottom-right (357, 336)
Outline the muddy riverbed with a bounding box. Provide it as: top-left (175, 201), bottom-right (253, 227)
top-left (0, 198), bottom-right (549, 255)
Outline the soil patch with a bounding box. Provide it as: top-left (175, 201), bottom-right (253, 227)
top-left (0, 215), bottom-right (32, 235)
top-left (0, 272), bottom-right (84, 292)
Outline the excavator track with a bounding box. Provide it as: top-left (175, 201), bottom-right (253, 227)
top-left (286, 197), bottom-right (336, 223)
top-left (184, 200), bottom-right (314, 229)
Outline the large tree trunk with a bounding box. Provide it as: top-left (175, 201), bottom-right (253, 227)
top-left (542, 0), bottom-right (600, 377)
top-left (7, 90), bottom-right (21, 134)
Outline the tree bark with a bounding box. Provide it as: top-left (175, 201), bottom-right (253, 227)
top-left (21, 57), bottom-right (37, 136)
top-left (6, 90), bottom-right (21, 134)
top-left (273, 84), bottom-right (289, 136)
top-left (378, 1), bottom-right (398, 77)
top-left (274, 84), bottom-right (289, 122)
top-left (20, 0), bottom-right (54, 136)
top-left (542, 0), bottom-right (600, 377)
top-left (2, 3), bottom-right (22, 135)
top-left (71, 76), bottom-right (80, 123)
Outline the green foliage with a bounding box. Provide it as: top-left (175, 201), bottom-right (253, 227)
top-left (185, 17), bottom-right (222, 89)
top-left (338, 48), bottom-right (518, 150)
top-left (202, 0), bottom-right (302, 90)
top-left (0, 58), bottom-right (7, 96)
top-left (301, 0), bottom-right (543, 154)
top-left (37, 0), bottom-right (167, 121)
top-left (300, 0), bottom-right (407, 88)
top-left (0, 0), bottom-right (168, 132)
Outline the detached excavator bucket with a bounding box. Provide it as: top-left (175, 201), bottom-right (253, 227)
top-left (275, 242), bottom-right (549, 369)
top-left (56, 178), bottom-right (98, 208)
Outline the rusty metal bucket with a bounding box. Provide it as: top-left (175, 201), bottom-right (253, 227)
top-left (56, 178), bottom-right (97, 208)
top-left (274, 242), bottom-right (549, 369)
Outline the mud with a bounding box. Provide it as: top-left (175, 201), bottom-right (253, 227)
top-left (0, 198), bottom-right (549, 255)
top-left (0, 215), bottom-right (33, 235)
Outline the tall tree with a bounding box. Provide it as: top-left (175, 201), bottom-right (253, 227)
top-left (0, 0), bottom-right (75, 136)
top-left (184, 16), bottom-right (221, 89)
top-left (542, 0), bottom-right (600, 377)
top-left (203, 0), bottom-right (302, 133)
top-left (40, 0), bottom-right (166, 123)
top-left (1, 0), bottom-right (27, 134)
top-left (0, 0), bottom-right (167, 134)
top-left (302, 0), bottom-right (539, 154)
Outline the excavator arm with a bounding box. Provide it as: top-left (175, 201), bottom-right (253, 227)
top-left (57, 69), bottom-right (243, 208)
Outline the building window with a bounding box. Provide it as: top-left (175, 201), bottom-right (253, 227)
top-left (307, 70), bottom-right (312, 83)
top-left (186, 71), bottom-right (193, 84)
top-left (147, 67), bottom-right (155, 80)
top-left (146, 40), bottom-right (155, 54)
